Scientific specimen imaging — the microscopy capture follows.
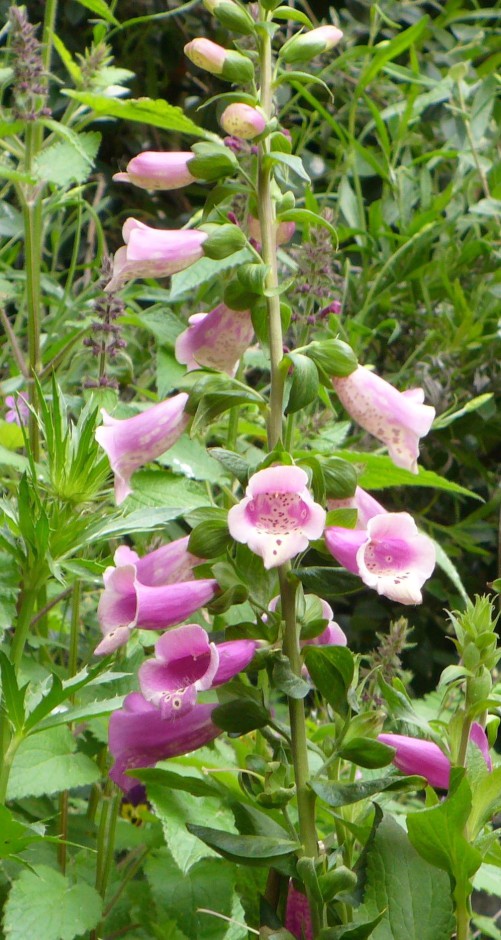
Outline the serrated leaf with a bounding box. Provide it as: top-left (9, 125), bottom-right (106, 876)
top-left (333, 451), bottom-right (481, 499)
top-left (0, 553), bottom-right (20, 635)
top-left (186, 825), bottom-right (299, 865)
top-left (74, 0), bottom-right (119, 23)
top-left (7, 726), bottom-right (99, 798)
top-left (33, 132), bottom-right (100, 185)
top-left (64, 90), bottom-right (210, 137)
top-left (3, 865), bottom-right (102, 940)
top-left (147, 781), bottom-right (236, 872)
top-left (311, 774), bottom-right (427, 807)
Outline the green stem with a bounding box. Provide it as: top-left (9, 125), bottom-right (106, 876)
top-left (0, 733), bottom-right (22, 804)
top-left (456, 900), bottom-right (470, 940)
top-left (41, 0), bottom-right (58, 71)
top-left (11, 586), bottom-right (38, 669)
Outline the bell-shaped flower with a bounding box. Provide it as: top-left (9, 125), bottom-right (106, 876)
top-left (95, 393), bottom-right (189, 505)
top-left (175, 303), bottom-right (254, 375)
top-left (328, 486), bottom-right (386, 530)
top-left (138, 623), bottom-right (257, 718)
top-left (325, 511), bottom-right (435, 605)
top-left (109, 692), bottom-right (220, 792)
top-left (284, 880), bottom-right (313, 940)
top-left (220, 103), bottom-right (266, 140)
top-left (113, 535), bottom-right (202, 587)
top-left (228, 465), bottom-right (326, 569)
top-left (332, 365), bottom-right (435, 473)
top-left (113, 151), bottom-right (196, 191)
top-left (378, 724), bottom-right (492, 790)
top-left (105, 218), bottom-right (207, 293)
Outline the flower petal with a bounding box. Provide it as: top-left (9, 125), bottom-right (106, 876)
top-left (378, 733), bottom-right (450, 789)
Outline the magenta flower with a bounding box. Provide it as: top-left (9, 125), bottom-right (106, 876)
top-left (379, 724), bottom-right (492, 790)
top-left (325, 511), bottom-right (436, 605)
top-left (95, 393), bottom-right (189, 505)
top-left (328, 486), bottom-right (386, 530)
top-left (113, 151), bottom-right (196, 191)
top-left (332, 365), bottom-right (435, 473)
top-left (220, 103), bottom-right (266, 140)
top-left (284, 880), bottom-right (313, 940)
top-left (105, 218), bottom-right (207, 292)
top-left (95, 541), bottom-right (218, 655)
top-left (4, 393), bottom-right (29, 426)
top-left (138, 623), bottom-right (257, 718)
top-left (109, 693), bottom-right (220, 792)
top-left (175, 303), bottom-right (254, 375)
top-left (228, 465), bottom-right (326, 569)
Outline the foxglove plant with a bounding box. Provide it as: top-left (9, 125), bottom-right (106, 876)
top-left (175, 303), bottom-right (254, 374)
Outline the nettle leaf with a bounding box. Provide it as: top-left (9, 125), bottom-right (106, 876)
top-left (0, 806), bottom-right (47, 859)
top-left (3, 865), bottom-right (102, 940)
top-left (33, 131), bottom-right (100, 185)
top-left (64, 91), bottom-right (209, 137)
top-left (186, 825), bottom-right (299, 866)
top-left (333, 451), bottom-right (481, 499)
top-left (355, 815), bottom-right (454, 940)
top-left (7, 726), bottom-right (99, 798)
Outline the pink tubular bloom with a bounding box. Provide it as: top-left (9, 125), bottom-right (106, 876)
top-left (175, 304), bottom-right (254, 375)
top-left (220, 103), bottom-right (266, 140)
top-left (328, 486), bottom-right (387, 530)
top-left (378, 733), bottom-right (451, 789)
top-left (332, 365), bottom-right (435, 473)
top-left (95, 541), bottom-right (218, 655)
top-left (228, 465), bottom-right (326, 570)
top-left (138, 623), bottom-right (257, 718)
top-left (268, 594), bottom-right (347, 647)
top-left (285, 881), bottom-right (313, 940)
top-left (247, 215), bottom-right (295, 248)
top-left (184, 37), bottom-right (227, 74)
top-left (109, 693), bottom-right (220, 792)
top-left (105, 218), bottom-right (207, 292)
top-left (325, 511), bottom-right (436, 605)
top-left (95, 393), bottom-right (189, 505)
top-left (113, 152), bottom-right (196, 191)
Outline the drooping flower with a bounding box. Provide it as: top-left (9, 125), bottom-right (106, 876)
top-left (284, 880), bottom-right (313, 940)
top-left (109, 693), bottom-right (220, 792)
top-left (113, 152), bottom-right (196, 191)
top-left (281, 25), bottom-right (343, 65)
top-left (332, 365), bottom-right (435, 473)
top-left (228, 465), bottom-right (326, 569)
top-left (219, 103), bottom-right (266, 140)
top-left (175, 303), bottom-right (254, 375)
top-left (138, 623), bottom-right (257, 718)
top-left (247, 215), bottom-right (295, 248)
top-left (184, 37), bottom-right (254, 83)
top-left (378, 723), bottom-right (492, 789)
top-left (328, 486), bottom-right (386, 530)
top-left (325, 511), bottom-right (436, 605)
top-left (95, 543), bottom-right (218, 655)
top-left (4, 393), bottom-right (29, 426)
top-left (95, 393), bottom-right (189, 505)
top-left (268, 595), bottom-right (347, 647)
top-left (105, 218), bottom-right (207, 293)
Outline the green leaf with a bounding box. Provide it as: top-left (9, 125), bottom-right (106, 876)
top-left (3, 865), bottom-right (102, 940)
top-left (285, 353), bottom-right (319, 414)
top-left (85, 506), bottom-right (183, 542)
top-left (159, 436), bottom-right (226, 485)
top-left (0, 553), bottom-right (19, 635)
top-left (338, 738), bottom-right (395, 770)
top-left (0, 806), bottom-right (47, 859)
top-left (7, 726), bottom-right (99, 798)
top-left (302, 646), bottom-right (354, 714)
top-left (64, 91), bottom-right (210, 137)
top-left (74, 0), bottom-right (119, 23)
top-left (311, 775), bottom-right (427, 807)
top-left (209, 448), bottom-right (250, 484)
top-left (433, 540), bottom-right (469, 604)
top-left (278, 208), bottom-right (338, 240)
top-left (320, 913), bottom-right (386, 939)
top-left (356, 18), bottom-right (430, 92)
top-left (433, 394), bottom-right (494, 429)
top-left (295, 566), bottom-right (362, 598)
top-left (272, 653), bottom-right (311, 699)
top-left (170, 249), bottom-right (253, 300)
top-left (272, 7), bottom-right (313, 27)
top-left (468, 767), bottom-right (501, 838)
top-left (267, 151), bottom-right (310, 181)
top-left (355, 815), bottom-right (454, 940)
top-left (186, 825), bottom-right (299, 866)
top-left (125, 470), bottom-right (212, 512)
top-left (212, 700), bottom-right (270, 734)
top-left (33, 132), bottom-right (101, 185)
top-left (0, 652), bottom-right (26, 731)
top-left (407, 773), bottom-right (483, 903)
top-left (134, 767), bottom-right (221, 799)
top-left (333, 451), bottom-right (481, 499)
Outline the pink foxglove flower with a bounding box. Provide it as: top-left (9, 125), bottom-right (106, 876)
top-left (378, 725), bottom-right (491, 790)
top-left (4, 393), bottom-right (29, 426)
top-left (113, 151), bottom-right (196, 191)
top-left (112, 536), bottom-right (202, 587)
top-left (284, 880), bottom-right (313, 940)
top-left (228, 465), bottom-right (326, 569)
top-left (105, 218), bottom-right (207, 292)
top-left (328, 486), bottom-right (386, 530)
top-left (282, 25), bottom-right (343, 64)
top-left (184, 38), bottom-right (253, 83)
top-left (332, 365), bottom-right (435, 473)
top-left (247, 215), bottom-right (295, 248)
top-left (325, 511), bottom-right (436, 605)
top-left (95, 544), bottom-right (218, 655)
top-left (220, 103), bottom-right (266, 140)
top-left (95, 393), bottom-right (189, 505)
top-left (109, 693), bottom-right (220, 792)
top-left (175, 304), bottom-right (254, 375)
top-left (138, 623), bottom-right (257, 718)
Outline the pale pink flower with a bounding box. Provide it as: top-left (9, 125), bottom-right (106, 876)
top-left (268, 594), bottom-right (347, 647)
top-left (138, 623), bottom-right (257, 718)
top-left (95, 393), bottom-right (189, 504)
top-left (4, 393), bottom-right (29, 426)
top-left (325, 511), bottom-right (436, 605)
top-left (332, 365), bottom-right (435, 473)
top-left (113, 152), bottom-right (196, 191)
top-left (220, 103), bottom-right (266, 140)
top-left (175, 303), bottom-right (254, 375)
top-left (228, 465), bottom-right (326, 569)
top-left (247, 215), bottom-right (295, 247)
top-left (328, 486), bottom-right (386, 529)
top-left (105, 218), bottom-right (207, 292)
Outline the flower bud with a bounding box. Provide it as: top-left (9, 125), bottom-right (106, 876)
top-left (202, 0), bottom-right (255, 35)
top-left (184, 38), bottom-right (254, 83)
top-left (112, 151), bottom-right (196, 191)
top-left (281, 25), bottom-right (343, 65)
top-left (220, 103), bottom-right (266, 140)
top-left (201, 223), bottom-right (247, 260)
top-left (467, 666), bottom-right (492, 706)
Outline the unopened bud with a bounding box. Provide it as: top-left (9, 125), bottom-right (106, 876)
top-left (184, 38), bottom-right (254, 83)
top-left (220, 103), bottom-right (266, 140)
top-left (318, 866), bottom-right (357, 901)
top-left (281, 25), bottom-right (343, 65)
top-left (202, 223), bottom-right (247, 260)
top-left (203, 0), bottom-right (255, 35)
top-left (113, 151), bottom-right (196, 191)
